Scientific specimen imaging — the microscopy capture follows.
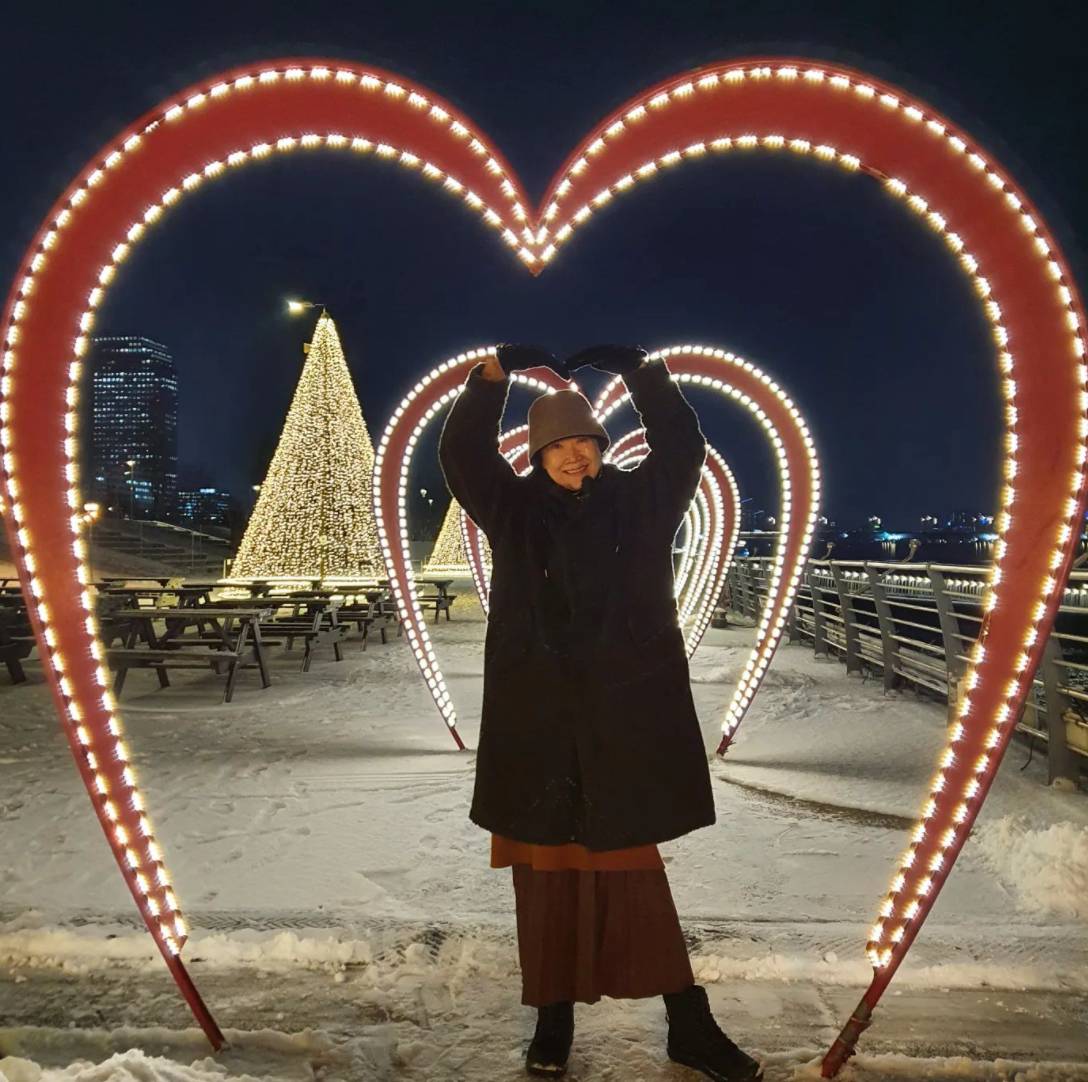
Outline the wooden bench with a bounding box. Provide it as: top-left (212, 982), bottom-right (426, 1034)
top-left (256, 599), bottom-right (348, 671)
top-left (107, 607), bottom-right (272, 703)
top-left (417, 589), bottom-right (456, 621)
top-left (99, 585), bottom-right (215, 609)
top-left (336, 590), bottom-right (402, 649)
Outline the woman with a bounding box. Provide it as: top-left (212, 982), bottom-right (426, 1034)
top-left (439, 343), bottom-right (763, 1082)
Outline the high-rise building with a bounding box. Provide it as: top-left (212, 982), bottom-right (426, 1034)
top-left (176, 487), bottom-right (233, 529)
top-left (89, 336), bottom-right (178, 520)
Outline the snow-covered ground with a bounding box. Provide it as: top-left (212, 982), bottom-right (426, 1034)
top-left (1, 592), bottom-right (1086, 1081)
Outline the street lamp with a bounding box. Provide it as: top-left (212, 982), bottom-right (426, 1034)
top-left (80, 502), bottom-right (101, 583)
top-left (286, 299), bottom-right (326, 315)
top-left (125, 459), bottom-right (136, 519)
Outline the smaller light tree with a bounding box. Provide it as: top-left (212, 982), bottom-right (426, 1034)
top-left (423, 495), bottom-right (491, 574)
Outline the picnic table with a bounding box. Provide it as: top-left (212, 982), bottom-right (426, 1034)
top-left (250, 596), bottom-right (351, 670)
top-left (94, 576), bottom-right (177, 588)
top-left (415, 578), bottom-right (456, 621)
top-left (97, 584), bottom-right (215, 608)
top-left (214, 583), bottom-right (402, 647)
top-left (235, 578), bottom-right (387, 597)
top-left (106, 606), bottom-right (273, 702)
top-left (316, 589), bottom-right (400, 649)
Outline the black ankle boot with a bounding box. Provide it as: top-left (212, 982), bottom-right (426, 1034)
top-left (663, 985), bottom-right (763, 1082)
top-left (526, 1000), bottom-right (574, 1076)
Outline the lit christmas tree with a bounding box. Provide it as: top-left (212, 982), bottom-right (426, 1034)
top-left (232, 312), bottom-right (382, 579)
top-left (423, 496), bottom-right (492, 575)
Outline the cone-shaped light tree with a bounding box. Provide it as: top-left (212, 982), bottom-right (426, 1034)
top-left (232, 312), bottom-right (382, 579)
top-left (424, 496), bottom-right (491, 575)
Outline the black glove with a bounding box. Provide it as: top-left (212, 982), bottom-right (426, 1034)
top-left (495, 343), bottom-right (561, 376)
top-left (563, 344), bottom-right (648, 377)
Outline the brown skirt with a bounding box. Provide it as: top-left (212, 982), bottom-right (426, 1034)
top-left (512, 864), bottom-right (694, 1006)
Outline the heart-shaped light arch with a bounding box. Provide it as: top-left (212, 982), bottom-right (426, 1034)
top-left (0, 55), bottom-right (1083, 1070)
top-left (678, 448), bottom-right (741, 643)
top-left (405, 349), bottom-right (805, 727)
top-left (605, 436), bottom-right (716, 629)
top-left (373, 354), bottom-right (571, 750)
top-left (604, 432), bottom-right (706, 602)
top-left (461, 426), bottom-right (739, 652)
top-left (599, 429), bottom-right (741, 654)
top-left (684, 446), bottom-right (742, 655)
top-left (454, 420), bottom-right (552, 617)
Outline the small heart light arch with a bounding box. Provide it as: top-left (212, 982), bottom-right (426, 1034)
top-left (1, 56), bottom-right (1084, 1071)
top-left (373, 357), bottom-right (569, 749)
top-left (683, 446), bottom-right (742, 655)
top-left (600, 432), bottom-right (741, 654)
top-left (593, 346), bottom-right (821, 752)
top-left (445, 348), bottom-right (809, 677)
top-left (460, 423), bottom-right (740, 655)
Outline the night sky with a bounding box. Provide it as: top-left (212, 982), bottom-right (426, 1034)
top-left (4, 1), bottom-right (1086, 527)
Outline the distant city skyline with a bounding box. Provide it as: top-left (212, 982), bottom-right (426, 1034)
top-left (84, 323), bottom-right (1009, 534)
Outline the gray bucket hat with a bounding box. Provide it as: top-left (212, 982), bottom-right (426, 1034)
top-left (527, 389), bottom-right (610, 463)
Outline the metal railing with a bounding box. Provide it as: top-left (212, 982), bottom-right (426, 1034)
top-left (723, 557), bottom-right (1088, 788)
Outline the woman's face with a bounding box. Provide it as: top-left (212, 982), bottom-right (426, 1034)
top-left (540, 436), bottom-right (602, 491)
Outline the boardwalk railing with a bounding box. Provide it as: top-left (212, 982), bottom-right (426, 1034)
top-left (723, 557), bottom-right (1088, 788)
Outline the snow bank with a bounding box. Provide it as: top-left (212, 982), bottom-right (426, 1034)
top-left (4, 1047), bottom-right (1088, 1082)
top-left (0, 919), bottom-right (609, 977)
top-left (4, 918), bottom-right (1086, 994)
top-left (974, 816), bottom-right (1088, 921)
top-left (690, 946), bottom-right (1088, 993)
top-left (0, 1049), bottom-right (268, 1082)
top-left (794, 1052), bottom-right (1088, 1080)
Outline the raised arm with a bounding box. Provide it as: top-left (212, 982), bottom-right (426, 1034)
top-left (625, 358), bottom-right (707, 533)
top-left (438, 355), bottom-right (516, 539)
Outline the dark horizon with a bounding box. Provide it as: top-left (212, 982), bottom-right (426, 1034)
top-left (5, 1), bottom-right (1086, 528)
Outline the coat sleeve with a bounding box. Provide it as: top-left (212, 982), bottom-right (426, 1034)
top-left (625, 358), bottom-right (707, 533)
top-left (438, 362), bottom-right (518, 538)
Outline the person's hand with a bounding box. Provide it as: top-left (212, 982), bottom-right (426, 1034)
top-left (564, 345), bottom-right (648, 376)
top-left (495, 343), bottom-right (560, 376)
top-left (478, 354), bottom-right (507, 382)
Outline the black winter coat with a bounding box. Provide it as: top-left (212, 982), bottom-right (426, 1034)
top-left (438, 359), bottom-right (716, 850)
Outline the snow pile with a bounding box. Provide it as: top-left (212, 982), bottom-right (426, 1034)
top-left (7, 917), bottom-right (1085, 996)
top-left (689, 944), bottom-right (1088, 992)
top-left (795, 1053), bottom-right (1088, 1080)
top-left (0, 921), bottom-right (515, 988)
top-left (0, 1050), bottom-right (268, 1082)
top-left (975, 816), bottom-right (1088, 921)
top-left (4, 1047), bottom-right (1088, 1082)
